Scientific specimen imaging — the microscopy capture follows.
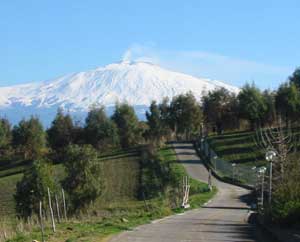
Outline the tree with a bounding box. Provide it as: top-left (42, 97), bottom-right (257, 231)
top-left (271, 156), bottom-right (300, 225)
top-left (62, 145), bottom-right (102, 210)
top-left (0, 118), bottom-right (12, 154)
top-left (145, 101), bottom-right (169, 144)
top-left (238, 83), bottom-right (267, 130)
top-left (202, 88), bottom-right (238, 134)
top-left (262, 90), bottom-right (276, 126)
top-left (169, 93), bottom-right (202, 139)
top-left (275, 83), bottom-right (300, 125)
top-left (289, 67), bottom-right (300, 90)
top-left (12, 116), bottom-right (47, 160)
top-left (85, 106), bottom-right (119, 150)
top-left (111, 103), bottom-right (141, 148)
top-left (47, 109), bottom-right (75, 152)
top-left (15, 159), bottom-right (56, 218)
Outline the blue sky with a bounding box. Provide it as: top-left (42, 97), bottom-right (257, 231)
top-left (0, 0), bottom-right (299, 89)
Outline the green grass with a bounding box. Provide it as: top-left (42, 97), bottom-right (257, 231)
top-left (3, 145), bottom-right (216, 242)
top-left (0, 174), bottom-right (22, 220)
top-left (207, 130), bottom-right (266, 167)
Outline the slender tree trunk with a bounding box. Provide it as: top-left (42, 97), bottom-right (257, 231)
top-left (55, 194), bottom-right (61, 223)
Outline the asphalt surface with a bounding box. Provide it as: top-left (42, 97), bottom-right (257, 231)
top-left (109, 142), bottom-right (272, 242)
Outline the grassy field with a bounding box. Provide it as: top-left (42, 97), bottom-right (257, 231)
top-left (1, 145), bottom-right (215, 242)
top-left (207, 130), bottom-right (266, 167)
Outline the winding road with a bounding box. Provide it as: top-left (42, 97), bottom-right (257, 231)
top-left (109, 142), bottom-right (271, 242)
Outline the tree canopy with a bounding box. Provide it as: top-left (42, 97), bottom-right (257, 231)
top-left (112, 103), bottom-right (141, 148)
top-left (12, 116), bottom-right (46, 160)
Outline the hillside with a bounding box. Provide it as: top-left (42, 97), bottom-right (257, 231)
top-left (0, 146), bottom-right (215, 242)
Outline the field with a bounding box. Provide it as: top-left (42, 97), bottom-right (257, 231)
top-left (207, 130), bottom-right (266, 167)
top-left (0, 145), bottom-right (215, 242)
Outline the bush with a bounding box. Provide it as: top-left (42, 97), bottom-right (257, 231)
top-left (270, 158), bottom-right (300, 225)
top-left (139, 147), bottom-right (168, 199)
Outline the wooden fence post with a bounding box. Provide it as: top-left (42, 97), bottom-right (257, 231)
top-left (47, 187), bottom-right (56, 232)
top-left (62, 188), bottom-right (67, 221)
top-left (39, 201), bottom-right (45, 242)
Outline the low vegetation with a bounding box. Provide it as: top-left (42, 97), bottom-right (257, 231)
top-left (1, 146), bottom-right (215, 242)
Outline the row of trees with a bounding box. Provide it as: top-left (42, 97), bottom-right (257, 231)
top-left (202, 68), bottom-right (300, 133)
top-left (6, 104), bottom-right (142, 217)
top-left (4, 95), bottom-right (202, 218)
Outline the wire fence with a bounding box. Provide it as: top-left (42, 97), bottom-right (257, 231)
top-left (195, 138), bottom-right (258, 187)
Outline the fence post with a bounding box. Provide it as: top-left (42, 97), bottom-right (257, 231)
top-left (47, 187), bottom-right (56, 232)
top-left (62, 188), bottom-right (67, 221)
top-left (39, 201), bottom-right (45, 242)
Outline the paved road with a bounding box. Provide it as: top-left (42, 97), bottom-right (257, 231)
top-left (109, 142), bottom-right (271, 242)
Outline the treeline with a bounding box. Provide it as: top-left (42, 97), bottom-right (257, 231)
top-left (0, 94), bottom-right (202, 218)
top-left (203, 67), bottom-right (300, 133)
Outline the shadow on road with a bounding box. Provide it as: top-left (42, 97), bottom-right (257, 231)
top-left (202, 206), bottom-right (249, 210)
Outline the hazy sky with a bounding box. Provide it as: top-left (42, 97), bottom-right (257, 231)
top-left (0, 0), bottom-right (299, 89)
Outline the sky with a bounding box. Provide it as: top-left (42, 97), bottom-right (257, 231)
top-left (0, 0), bottom-right (299, 90)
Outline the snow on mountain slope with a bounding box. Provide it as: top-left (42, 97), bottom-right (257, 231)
top-left (0, 61), bottom-right (239, 125)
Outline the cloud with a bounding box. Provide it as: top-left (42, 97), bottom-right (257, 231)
top-left (122, 44), bottom-right (293, 90)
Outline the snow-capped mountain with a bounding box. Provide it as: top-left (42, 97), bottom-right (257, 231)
top-left (0, 60), bottom-right (239, 126)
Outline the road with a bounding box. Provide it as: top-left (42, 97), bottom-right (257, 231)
top-left (109, 142), bottom-right (271, 242)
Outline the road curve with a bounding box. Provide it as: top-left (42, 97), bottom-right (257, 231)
top-left (109, 142), bottom-right (270, 242)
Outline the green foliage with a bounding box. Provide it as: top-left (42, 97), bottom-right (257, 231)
top-left (169, 92), bottom-right (202, 139)
top-left (139, 146), bottom-right (206, 200)
top-left (145, 101), bottom-right (170, 144)
top-left (207, 130), bottom-right (265, 166)
top-left (202, 88), bottom-right (238, 134)
top-left (47, 109), bottom-right (75, 152)
top-left (85, 106), bottom-right (119, 150)
top-left (14, 159), bottom-right (56, 218)
top-left (139, 148), bottom-right (169, 199)
top-left (62, 144), bottom-right (102, 210)
top-left (275, 82), bottom-right (300, 122)
top-left (271, 158), bottom-right (300, 225)
top-left (112, 103), bottom-right (141, 148)
top-left (12, 116), bottom-right (47, 160)
top-left (262, 90), bottom-right (276, 125)
top-left (289, 67), bottom-right (300, 90)
top-left (0, 118), bottom-right (12, 153)
top-left (238, 83), bottom-right (267, 129)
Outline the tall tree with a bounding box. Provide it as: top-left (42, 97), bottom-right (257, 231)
top-left (289, 67), bottom-right (300, 90)
top-left (238, 83), bottom-right (267, 130)
top-left (15, 159), bottom-right (56, 218)
top-left (12, 116), bottom-right (47, 160)
top-left (47, 109), bottom-right (74, 152)
top-left (169, 92), bottom-right (202, 139)
top-left (202, 88), bottom-right (238, 134)
top-left (0, 118), bottom-right (12, 154)
top-left (262, 90), bottom-right (276, 126)
top-left (85, 106), bottom-right (119, 150)
top-left (145, 101), bottom-right (168, 144)
top-left (112, 103), bottom-right (141, 148)
top-left (275, 82), bottom-right (300, 125)
top-left (62, 145), bottom-right (102, 210)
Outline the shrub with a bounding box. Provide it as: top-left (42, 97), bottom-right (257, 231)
top-left (270, 158), bottom-right (300, 225)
